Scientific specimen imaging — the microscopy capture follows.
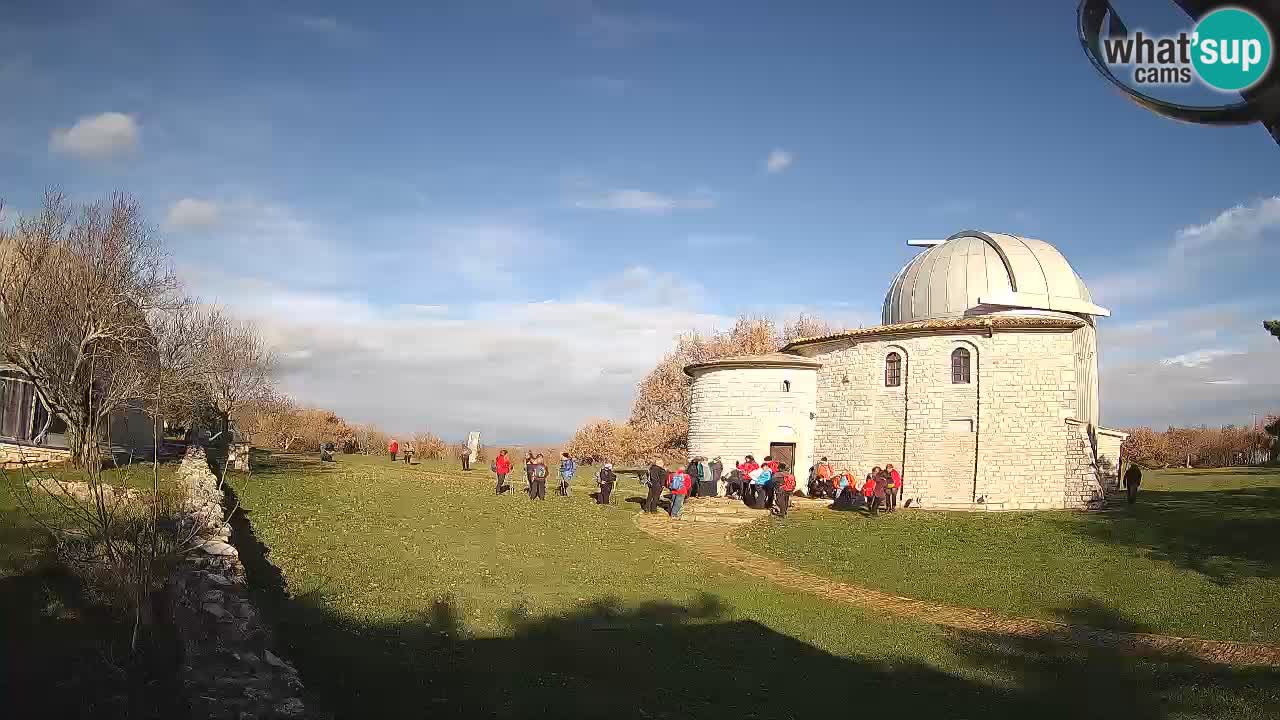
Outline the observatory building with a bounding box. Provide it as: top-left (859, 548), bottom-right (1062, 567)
top-left (685, 231), bottom-right (1127, 510)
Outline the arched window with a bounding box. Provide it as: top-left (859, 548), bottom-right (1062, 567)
top-left (884, 352), bottom-right (902, 387)
top-left (951, 347), bottom-right (971, 384)
top-left (782, 380), bottom-right (791, 392)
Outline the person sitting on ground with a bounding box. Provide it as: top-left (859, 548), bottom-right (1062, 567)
top-left (493, 449), bottom-right (512, 495)
top-left (530, 454), bottom-right (548, 500)
top-left (863, 468), bottom-right (879, 511)
top-left (709, 456), bottom-right (724, 497)
top-left (1124, 463), bottom-right (1142, 504)
top-left (724, 468), bottom-right (744, 499)
top-left (773, 463), bottom-right (797, 518)
top-left (666, 464), bottom-right (692, 519)
top-left (596, 462), bottom-right (616, 504)
top-left (832, 470), bottom-right (854, 508)
top-left (645, 460), bottom-right (667, 513)
top-left (388, 438), bottom-right (399, 462)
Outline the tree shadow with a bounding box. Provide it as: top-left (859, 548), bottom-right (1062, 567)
top-left (224, 506), bottom-right (1280, 720)
top-left (1059, 487), bottom-right (1280, 585)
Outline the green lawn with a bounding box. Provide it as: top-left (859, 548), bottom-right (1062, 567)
top-left (0, 460), bottom-right (182, 718)
top-left (741, 467), bottom-right (1280, 644)
top-left (227, 453), bottom-right (1279, 719)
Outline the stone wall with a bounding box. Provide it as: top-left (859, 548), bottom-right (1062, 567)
top-left (799, 325), bottom-right (1093, 510)
top-left (687, 366), bottom-right (818, 478)
top-left (0, 440), bottom-right (72, 468)
top-left (1064, 420), bottom-right (1107, 509)
top-left (170, 446), bottom-right (309, 719)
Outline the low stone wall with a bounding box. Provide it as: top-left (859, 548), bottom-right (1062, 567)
top-left (170, 446), bottom-right (309, 719)
top-left (0, 441), bottom-right (72, 468)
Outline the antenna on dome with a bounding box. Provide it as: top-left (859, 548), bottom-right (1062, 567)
top-left (907, 238), bottom-right (946, 247)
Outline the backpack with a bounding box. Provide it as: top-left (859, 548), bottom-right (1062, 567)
top-left (780, 474), bottom-right (796, 492)
top-left (534, 464), bottom-right (547, 479)
top-left (669, 473), bottom-right (686, 491)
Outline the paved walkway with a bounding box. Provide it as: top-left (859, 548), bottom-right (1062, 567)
top-left (634, 501), bottom-right (1280, 667)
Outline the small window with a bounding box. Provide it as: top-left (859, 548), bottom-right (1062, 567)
top-left (885, 352), bottom-right (902, 387)
top-left (951, 347), bottom-right (971, 384)
top-left (782, 380), bottom-right (791, 392)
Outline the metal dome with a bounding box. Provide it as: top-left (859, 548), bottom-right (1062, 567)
top-left (881, 230), bottom-right (1109, 326)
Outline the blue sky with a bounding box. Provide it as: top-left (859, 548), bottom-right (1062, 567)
top-left (2, 0), bottom-right (1278, 441)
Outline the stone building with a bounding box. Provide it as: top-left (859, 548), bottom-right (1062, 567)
top-left (685, 231), bottom-right (1127, 510)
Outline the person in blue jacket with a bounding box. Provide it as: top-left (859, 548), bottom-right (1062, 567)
top-left (558, 452), bottom-right (577, 496)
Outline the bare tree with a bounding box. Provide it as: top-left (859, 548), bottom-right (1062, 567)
top-left (204, 313), bottom-right (274, 440)
top-left (0, 191), bottom-right (178, 467)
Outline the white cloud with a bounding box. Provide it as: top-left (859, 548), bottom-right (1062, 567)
top-left (1091, 195), bottom-right (1280, 305)
top-left (572, 187), bottom-right (716, 214)
top-left (561, 1), bottom-right (683, 47)
top-left (764, 149), bottom-right (793, 174)
top-left (1159, 348), bottom-right (1244, 368)
top-left (191, 272), bottom-right (728, 442)
top-left (50, 112), bottom-right (139, 160)
top-left (164, 198), bottom-right (220, 231)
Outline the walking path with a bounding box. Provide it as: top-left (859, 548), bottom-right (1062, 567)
top-left (634, 498), bottom-right (1280, 667)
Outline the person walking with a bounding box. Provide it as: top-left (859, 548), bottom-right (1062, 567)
top-left (524, 451), bottom-right (536, 497)
top-left (709, 456), bottom-right (724, 497)
top-left (530, 454), bottom-right (548, 500)
top-left (645, 460), bottom-right (666, 513)
top-left (596, 463), bottom-right (616, 504)
top-left (558, 452), bottom-right (576, 496)
top-left (461, 444), bottom-right (471, 471)
top-left (493, 449), bottom-right (512, 495)
top-left (1124, 463), bottom-right (1143, 504)
top-left (666, 465), bottom-right (691, 519)
top-left (773, 464), bottom-right (796, 518)
top-left (388, 438), bottom-right (399, 462)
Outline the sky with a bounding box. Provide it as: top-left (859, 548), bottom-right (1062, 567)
top-left (1, 0), bottom-right (1278, 442)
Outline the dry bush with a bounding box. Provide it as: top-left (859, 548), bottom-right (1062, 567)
top-left (410, 431), bottom-right (447, 459)
top-left (1122, 423), bottom-right (1275, 468)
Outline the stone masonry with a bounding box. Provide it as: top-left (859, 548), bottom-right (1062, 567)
top-left (170, 446), bottom-right (309, 719)
top-left (688, 366), bottom-right (818, 478)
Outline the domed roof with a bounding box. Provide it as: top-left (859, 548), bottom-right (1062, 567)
top-left (881, 230), bottom-right (1109, 326)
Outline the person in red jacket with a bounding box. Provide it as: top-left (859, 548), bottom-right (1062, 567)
top-left (492, 449), bottom-right (513, 495)
top-left (666, 466), bottom-right (691, 519)
top-left (863, 467), bottom-right (879, 512)
top-left (773, 464), bottom-right (797, 518)
top-left (886, 463), bottom-right (902, 511)
top-left (388, 439), bottom-right (399, 462)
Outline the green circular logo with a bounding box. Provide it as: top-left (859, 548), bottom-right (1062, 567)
top-left (1192, 8), bottom-right (1273, 91)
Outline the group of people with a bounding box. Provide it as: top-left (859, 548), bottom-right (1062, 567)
top-left (806, 458), bottom-right (903, 515)
top-left (488, 450), bottom-right (584, 500)
top-left (640, 455), bottom-right (799, 519)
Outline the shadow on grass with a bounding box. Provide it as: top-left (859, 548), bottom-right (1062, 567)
top-left (1062, 487), bottom-right (1280, 586)
top-left (222, 487), bottom-right (1280, 719)
top-left (0, 528), bottom-right (183, 719)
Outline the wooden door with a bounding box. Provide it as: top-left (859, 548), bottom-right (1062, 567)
top-left (769, 443), bottom-right (796, 472)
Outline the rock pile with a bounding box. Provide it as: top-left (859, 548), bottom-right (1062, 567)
top-left (170, 446), bottom-right (309, 720)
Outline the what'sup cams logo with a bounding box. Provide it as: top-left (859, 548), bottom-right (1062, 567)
top-left (1078, 1), bottom-right (1280, 144)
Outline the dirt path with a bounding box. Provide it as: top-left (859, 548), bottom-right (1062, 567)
top-left (634, 508), bottom-right (1280, 667)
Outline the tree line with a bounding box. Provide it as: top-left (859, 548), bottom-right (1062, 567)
top-left (1121, 421), bottom-right (1278, 469)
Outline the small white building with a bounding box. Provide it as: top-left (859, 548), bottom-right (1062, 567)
top-left (685, 231), bottom-right (1127, 510)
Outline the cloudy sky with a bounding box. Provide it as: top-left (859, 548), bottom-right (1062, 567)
top-left (2, 0), bottom-right (1277, 442)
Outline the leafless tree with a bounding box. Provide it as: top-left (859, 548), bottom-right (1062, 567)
top-left (0, 191), bottom-right (179, 467)
top-left (204, 312), bottom-right (274, 439)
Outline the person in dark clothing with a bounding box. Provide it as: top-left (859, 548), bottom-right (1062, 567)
top-left (773, 464), bottom-right (796, 518)
top-left (725, 468), bottom-right (744, 499)
top-left (645, 461), bottom-right (667, 513)
top-left (869, 469), bottom-right (888, 516)
top-left (687, 458), bottom-right (704, 498)
top-left (524, 452), bottom-right (535, 496)
top-left (1124, 464), bottom-right (1143, 504)
top-left (709, 457), bottom-right (724, 497)
top-left (530, 455), bottom-right (548, 500)
top-left (596, 463), bottom-right (616, 504)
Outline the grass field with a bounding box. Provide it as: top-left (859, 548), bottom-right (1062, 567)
top-left (226, 453), bottom-right (1280, 719)
top-left (741, 467), bottom-right (1280, 644)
